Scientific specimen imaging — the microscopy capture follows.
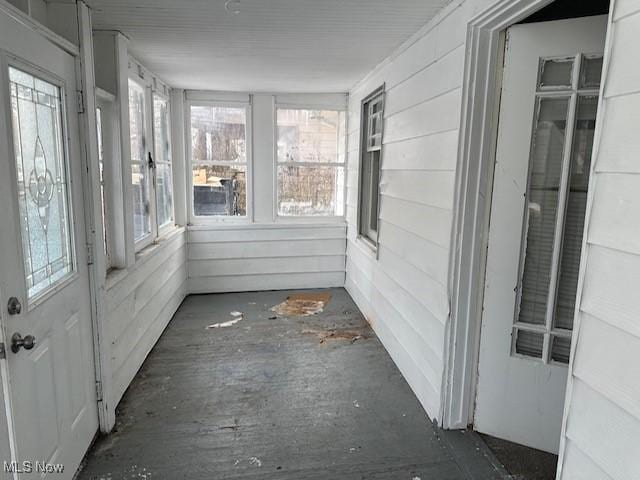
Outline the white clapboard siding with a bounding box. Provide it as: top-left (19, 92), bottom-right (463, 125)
top-left (344, 0), bottom-right (472, 421)
top-left (103, 230), bottom-right (188, 405)
top-left (557, 6), bottom-right (640, 479)
top-left (187, 224), bottom-right (347, 293)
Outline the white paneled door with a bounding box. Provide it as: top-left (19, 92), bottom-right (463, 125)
top-left (0, 9), bottom-right (98, 479)
top-left (474, 16), bottom-right (606, 454)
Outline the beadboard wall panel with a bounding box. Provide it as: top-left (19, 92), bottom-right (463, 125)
top-left (187, 225), bottom-right (346, 293)
top-left (104, 230), bottom-right (187, 405)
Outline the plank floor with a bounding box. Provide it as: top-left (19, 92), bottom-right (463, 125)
top-left (78, 288), bottom-right (507, 480)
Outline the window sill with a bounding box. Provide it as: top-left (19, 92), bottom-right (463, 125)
top-left (274, 215), bottom-right (346, 225)
top-left (105, 225), bottom-right (186, 291)
top-left (356, 234), bottom-right (378, 258)
top-left (187, 222), bottom-right (346, 232)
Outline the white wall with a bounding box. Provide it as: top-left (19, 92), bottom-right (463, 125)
top-left (188, 224), bottom-right (346, 293)
top-left (185, 91), bottom-right (348, 293)
top-left (345, 0), bottom-right (480, 420)
top-left (104, 230), bottom-right (187, 405)
top-left (557, 2), bottom-right (640, 479)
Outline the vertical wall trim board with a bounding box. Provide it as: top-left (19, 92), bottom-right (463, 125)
top-left (72, 0), bottom-right (116, 433)
top-left (555, 3), bottom-right (616, 478)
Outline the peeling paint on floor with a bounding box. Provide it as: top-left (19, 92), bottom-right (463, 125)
top-left (271, 292), bottom-right (331, 317)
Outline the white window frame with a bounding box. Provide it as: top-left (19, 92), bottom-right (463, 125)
top-left (511, 53), bottom-right (601, 365)
top-left (185, 99), bottom-right (253, 224)
top-left (95, 88), bottom-right (117, 271)
top-left (128, 74), bottom-right (156, 251)
top-left (273, 104), bottom-right (347, 223)
top-left (357, 86), bottom-right (385, 251)
top-left (127, 60), bottom-right (175, 252)
top-left (151, 90), bottom-right (175, 235)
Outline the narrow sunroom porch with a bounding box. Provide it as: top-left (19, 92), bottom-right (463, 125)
top-left (0, 0), bottom-right (638, 479)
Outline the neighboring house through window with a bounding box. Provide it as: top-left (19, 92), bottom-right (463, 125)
top-left (189, 103), bottom-right (249, 218)
top-left (275, 108), bottom-right (346, 217)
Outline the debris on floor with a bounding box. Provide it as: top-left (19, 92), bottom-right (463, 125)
top-left (248, 457), bottom-right (262, 467)
top-left (206, 312), bottom-right (243, 329)
top-left (302, 328), bottom-right (368, 344)
top-left (271, 292), bottom-right (331, 317)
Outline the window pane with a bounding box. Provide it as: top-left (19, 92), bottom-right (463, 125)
top-left (538, 57), bottom-right (574, 89)
top-left (359, 151), bottom-right (373, 238)
top-left (191, 106), bottom-right (246, 163)
top-left (579, 56), bottom-right (603, 89)
top-left (518, 97), bottom-right (569, 326)
top-left (156, 163), bottom-right (173, 227)
top-left (192, 164), bottom-right (246, 216)
top-left (96, 106), bottom-right (108, 257)
top-left (129, 80), bottom-right (151, 240)
top-left (9, 67), bottom-right (74, 299)
top-left (277, 165), bottom-right (344, 216)
top-left (551, 335), bottom-right (571, 364)
top-left (554, 96), bottom-right (597, 330)
top-left (369, 150), bottom-right (380, 232)
top-left (514, 329), bottom-right (544, 359)
top-left (276, 109), bottom-right (343, 163)
top-left (153, 94), bottom-right (173, 227)
top-left (132, 162), bottom-right (151, 239)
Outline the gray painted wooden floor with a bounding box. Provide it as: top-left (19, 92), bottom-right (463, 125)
top-left (78, 288), bottom-right (507, 480)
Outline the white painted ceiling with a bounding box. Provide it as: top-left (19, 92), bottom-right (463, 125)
top-left (86, 0), bottom-right (452, 92)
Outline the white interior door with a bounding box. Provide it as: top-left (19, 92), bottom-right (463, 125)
top-left (0, 10), bottom-right (98, 478)
top-left (474, 16), bottom-right (607, 454)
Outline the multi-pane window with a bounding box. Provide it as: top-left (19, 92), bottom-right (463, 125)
top-left (128, 79), bottom-right (152, 243)
top-left (276, 108), bottom-right (346, 216)
top-left (190, 104), bottom-right (248, 217)
top-left (153, 94), bottom-right (173, 228)
top-left (513, 55), bottom-right (603, 364)
top-left (358, 88), bottom-right (384, 246)
top-left (128, 73), bottom-right (174, 250)
top-left (9, 66), bottom-right (75, 299)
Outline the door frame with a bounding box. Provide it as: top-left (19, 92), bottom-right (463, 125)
top-left (441, 0), bottom-right (613, 430)
top-left (0, 0), bottom-right (114, 444)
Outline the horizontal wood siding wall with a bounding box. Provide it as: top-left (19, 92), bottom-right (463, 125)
top-left (187, 225), bottom-right (346, 293)
top-left (558, 3), bottom-right (640, 479)
top-left (104, 230), bottom-right (188, 404)
top-left (345, 1), bottom-right (479, 420)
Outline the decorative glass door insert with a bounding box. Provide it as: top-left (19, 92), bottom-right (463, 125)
top-left (9, 66), bottom-right (75, 300)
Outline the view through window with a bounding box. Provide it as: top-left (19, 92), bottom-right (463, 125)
top-left (190, 105), bottom-right (247, 217)
top-left (276, 108), bottom-right (346, 217)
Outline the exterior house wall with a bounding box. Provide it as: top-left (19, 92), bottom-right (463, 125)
top-left (557, 1), bottom-right (640, 478)
top-left (346, 0), bottom-right (492, 420)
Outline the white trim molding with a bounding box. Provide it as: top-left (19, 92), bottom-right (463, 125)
top-left (442, 0), bottom-right (559, 430)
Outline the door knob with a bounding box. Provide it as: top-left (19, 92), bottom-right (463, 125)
top-left (7, 297), bottom-right (21, 315)
top-left (10, 333), bottom-right (35, 354)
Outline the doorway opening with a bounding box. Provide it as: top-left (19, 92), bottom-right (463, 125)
top-left (447, 0), bottom-right (610, 478)
top-left (475, 1), bottom-right (610, 478)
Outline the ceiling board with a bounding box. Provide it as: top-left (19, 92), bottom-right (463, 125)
top-left (86, 0), bottom-right (452, 92)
